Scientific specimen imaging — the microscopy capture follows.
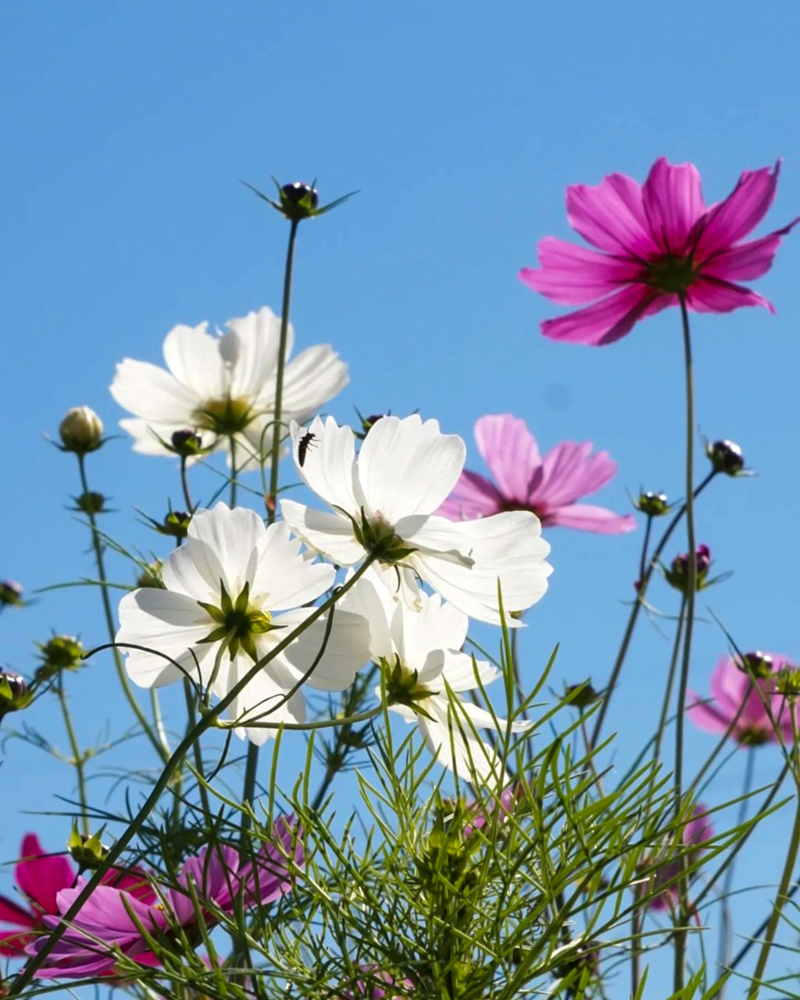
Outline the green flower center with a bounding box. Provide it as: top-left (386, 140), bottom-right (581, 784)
top-left (645, 255), bottom-right (698, 294)
top-left (382, 655), bottom-right (438, 718)
top-left (353, 510), bottom-right (417, 564)
top-left (736, 724), bottom-right (770, 747)
top-left (192, 396), bottom-right (255, 435)
top-left (198, 581), bottom-right (280, 662)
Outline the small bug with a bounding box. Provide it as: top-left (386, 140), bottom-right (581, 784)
top-left (297, 431), bottom-right (317, 467)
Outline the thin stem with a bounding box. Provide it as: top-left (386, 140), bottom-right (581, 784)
top-left (631, 903), bottom-right (642, 998)
top-left (746, 711), bottom-right (800, 999)
top-left (718, 749), bottom-right (756, 980)
top-left (590, 470), bottom-right (716, 748)
top-left (228, 436), bottom-right (238, 508)
top-left (56, 681), bottom-right (89, 835)
top-left (730, 881), bottom-right (800, 971)
top-left (180, 456), bottom-right (193, 512)
top-left (76, 455), bottom-right (169, 762)
top-left (638, 514), bottom-right (653, 588)
top-left (11, 556), bottom-right (376, 991)
top-left (241, 216), bottom-right (301, 833)
top-left (183, 679), bottom-right (212, 821)
top-left (673, 292), bottom-right (697, 993)
top-left (652, 595), bottom-right (687, 776)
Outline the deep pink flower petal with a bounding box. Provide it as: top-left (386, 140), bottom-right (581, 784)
top-left (686, 692), bottom-right (733, 735)
top-left (686, 277), bottom-right (775, 315)
top-left (174, 845), bottom-right (241, 921)
top-left (244, 816), bottom-right (304, 906)
top-left (520, 236), bottom-right (641, 305)
top-left (0, 927), bottom-right (36, 956)
top-left (544, 504), bottom-right (636, 534)
top-left (15, 835), bottom-right (75, 916)
top-left (566, 172), bottom-right (660, 257)
top-left (694, 161), bottom-right (782, 258)
top-left (437, 470), bottom-right (502, 521)
top-left (474, 414), bottom-right (542, 502)
top-left (642, 158), bottom-right (706, 253)
top-left (530, 441), bottom-right (617, 507)
top-left (0, 892), bottom-right (36, 929)
top-left (540, 285), bottom-right (660, 346)
top-left (702, 220), bottom-right (800, 282)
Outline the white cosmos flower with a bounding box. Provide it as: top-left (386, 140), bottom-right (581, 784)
top-left (343, 576), bottom-right (529, 782)
top-left (116, 502), bottom-right (370, 745)
top-left (280, 415), bottom-right (552, 625)
top-left (110, 307), bottom-right (348, 464)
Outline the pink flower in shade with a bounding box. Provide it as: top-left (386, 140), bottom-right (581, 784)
top-left (0, 834), bottom-right (154, 957)
top-left (647, 805), bottom-right (713, 911)
top-left (437, 414), bottom-right (635, 535)
top-left (342, 968), bottom-right (414, 999)
top-left (463, 784), bottom-right (522, 839)
top-left (687, 654), bottom-right (797, 746)
top-left (30, 817), bottom-right (303, 979)
top-left (520, 158), bottom-right (798, 346)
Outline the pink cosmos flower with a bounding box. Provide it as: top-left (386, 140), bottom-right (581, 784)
top-left (437, 414), bottom-right (635, 534)
top-left (647, 805), bottom-right (713, 911)
top-left (520, 158), bottom-right (798, 346)
top-left (463, 784), bottom-right (522, 838)
top-left (0, 834), bottom-right (153, 957)
top-left (687, 654), bottom-right (796, 746)
top-left (31, 817), bottom-right (303, 979)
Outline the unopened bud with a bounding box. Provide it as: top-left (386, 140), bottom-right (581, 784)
top-left (735, 650), bottom-right (774, 679)
top-left (707, 439), bottom-right (746, 476)
top-left (157, 511), bottom-right (192, 539)
top-left (37, 635), bottom-right (84, 676)
top-left (636, 491), bottom-right (670, 517)
top-left (566, 680), bottom-right (601, 711)
top-left (775, 666), bottom-right (800, 700)
top-left (68, 826), bottom-right (109, 871)
top-left (59, 407), bottom-right (104, 454)
top-left (75, 491), bottom-right (107, 515)
top-left (281, 181), bottom-right (319, 209)
top-left (0, 581), bottom-right (23, 608)
top-left (170, 429), bottom-right (204, 457)
top-left (136, 561), bottom-right (164, 589)
top-left (0, 671), bottom-right (31, 718)
top-left (665, 545), bottom-right (712, 594)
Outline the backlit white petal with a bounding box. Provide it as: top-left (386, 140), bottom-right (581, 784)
top-left (391, 594), bottom-right (468, 675)
top-left (441, 653), bottom-right (500, 692)
top-left (281, 499), bottom-right (365, 565)
top-left (274, 608), bottom-right (371, 691)
top-left (290, 416), bottom-right (363, 514)
top-left (224, 307), bottom-right (288, 400)
top-left (341, 576), bottom-right (395, 663)
top-left (250, 521), bottom-right (334, 610)
top-left (187, 503), bottom-right (264, 595)
top-left (358, 415), bottom-right (466, 523)
top-left (279, 345), bottom-right (349, 421)
top-left (110, 359), bottom-right (199, 422)
top-left (163, 323), bottom-right (228, 400)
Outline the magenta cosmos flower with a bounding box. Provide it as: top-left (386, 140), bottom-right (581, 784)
top-left (0, 834), bottom-right (153, 957)
top-left (437, 414), bottom-right (635, 534)
top-left (521, 158), bottom-right (797, 345)
top-left (687, 654), bottom-right (796, 746)
top-left (647, 805), bottom-right (713, 911)
top-left (31, 817), bottom-right (303, 979)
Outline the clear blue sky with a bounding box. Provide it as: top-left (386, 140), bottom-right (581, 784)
top-left (2, 1), bottom-right (800, 992)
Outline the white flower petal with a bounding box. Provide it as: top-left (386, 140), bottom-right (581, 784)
top-left (273, 608), bottom-right (371, 691)
top-left (408, 513), bottom-right (552, 625)
top-left (340, 576), bottom-right (395, 663)
top-left (357, 415), bottom-right (466, 523)
top-left (161, 538), bottom-right (222, 604)
top-left (417, 700), bottom-right (507, 784)
top-left (280, 345), bottom-right (349, 422)
top-left (250, 521), bottom-right (334, 610)
top-left (391, 594), bottom-right (468, 675)
top-left (281, 499), bottom-right (365, 565)
top-left (457, 700), bottom-right (531, 733)
top-left (223, 307), bottom-right (288, 400)
top-left (117, 589), bottom-right (213, 688)
top-left (441, 652), bottom-right (500, 692)
top-left (187, 503), bottom-right (265, 595)
top-left (162, 322), bottom-right (228, 401)
top-left (110, 359), bottom-right (198, 422)
top-left (215, 652), bottom-right (306, 745)
top-left (368, 562), bottom-right (425, 612)
top-left (290, 416), bottom-right (363, 514)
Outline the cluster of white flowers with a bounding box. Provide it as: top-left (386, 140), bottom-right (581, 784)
top-left (114, 309), bottom-right (552, 783)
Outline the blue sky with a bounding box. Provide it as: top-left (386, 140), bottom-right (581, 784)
top-left (2, 0), bottom-right (800, 992)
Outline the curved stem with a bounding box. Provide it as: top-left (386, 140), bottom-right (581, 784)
top-left (56, 681), bottom-right (89, 835)
top-left (77, 455), bottom-right (168, 762)
top-left (241, 217), bottom-right (301, 830)
top-left (673, 292), bottom-right (697, 992)
top-left (11, 555), bottom-right (376, 991)
top-left (591, 469), bottom-right (716, 749)
top-left (718, 749), bottom-right (756, 979)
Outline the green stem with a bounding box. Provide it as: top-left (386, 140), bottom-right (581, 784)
top-left (228, 435), bottom-right (238, 508)
top-left (241, 216), bottom-right (301, 833)
top-left (11, 556), bottom-right (375, 992)
top-left (746, 711), bottom-right (800, 999)
top-left (652, 595), bottom-right (687, 778)
top-left (590, 469), bottom-right (716, 749)
top-left (183, 679), bottom-right (212, 821)
top-left (56, 681), bottom-right (89, 835)
top-left (180, 456), bottom-right (193, 512)
top-left (673, 293), bottom-right (697, 993)
top-left (77, 454), bottom-right (169, 762)
top-left (719, 749), bottom-right (756, 979)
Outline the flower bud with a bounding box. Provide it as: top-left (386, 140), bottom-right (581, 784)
top-left (136, 561), bottom-right (164, 589)
top-left (735, 650), bottom-right (774, 679)
top-left (37, 635), bottom-right (84, 676)
top-left (68, 825), bottom-right (109, 871)
top-left (156, 511), bottom-right (192, 539)
top-left (75, 491), bottom-right (107, 515)
top-left (0, 671), bottom-right (31, 718)
top-left (282, 181), bottom-right (319, 209)
top-left (0, 580), bottom-right (23, 608)
top-left (170, 429), bottom-right (204, 457)
top-left (636, 491), bottom-right (670, 517)
top-left (775, 666), bottom-right (800, 700)
top-left (566, 680), bottom-right (601, 710)
top-left (58, 407), bottom-right (104, 454)
top-left (707, 439), bottom-right (745, 476)
top-left (665, 545), bottom-right (712, 594)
